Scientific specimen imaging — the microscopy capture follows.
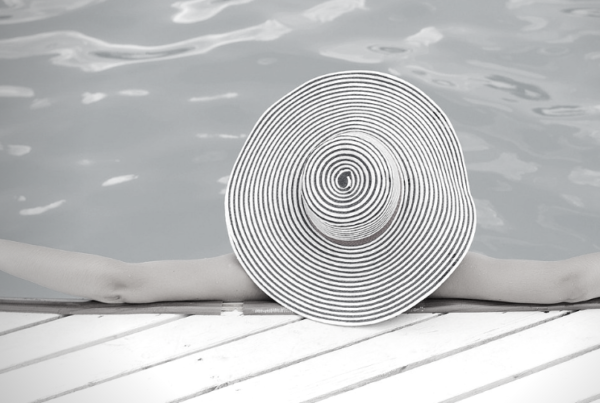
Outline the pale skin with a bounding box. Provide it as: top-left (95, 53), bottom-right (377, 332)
top-left (1, 238), bottom-right (599, 305)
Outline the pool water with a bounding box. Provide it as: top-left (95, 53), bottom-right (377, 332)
top-left (0, 0), bottom-right (598, 299)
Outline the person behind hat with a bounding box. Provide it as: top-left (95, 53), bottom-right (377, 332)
top-left (1, 71), bottom-right (599, 325)
top-left (1, 238), bottom-right (599, 308)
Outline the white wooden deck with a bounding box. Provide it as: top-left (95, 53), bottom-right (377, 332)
top-left (1, 309), bottom-right (599, 402)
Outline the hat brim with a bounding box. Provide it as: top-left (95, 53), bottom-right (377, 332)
top-left (226, 70), bottom-right (476, 326)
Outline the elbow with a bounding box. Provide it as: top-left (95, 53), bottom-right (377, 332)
top-left (559, 267), bottom-right (591, 304)
top-left (92, 260), bottom-right (137, 304)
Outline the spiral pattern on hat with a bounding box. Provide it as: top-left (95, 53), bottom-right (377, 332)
top-left (301, 132), bottom-right (402, 245)
top-left (226, 70), bottom-right (475, 326)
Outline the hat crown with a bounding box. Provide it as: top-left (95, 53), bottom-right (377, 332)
top-left (300, 131), bottom-right (402, 245)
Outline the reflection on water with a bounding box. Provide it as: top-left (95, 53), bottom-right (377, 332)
top-left (0, 0), bottom-right (103, 25)
top-left (30, 98), bottom-right (52, 109)
top-left (537, 205), bottom-right (600, 244)
top-left (516, 15), bottom-right (548, 31)
top-left (0, 85), bottom-right (33, 97)
top-left (3, 144), bottom-right (31, 156)
top-left (485, 75), bottom-right (549, 101)
top-left (467, 153), bottom-right (538, 181)
top-left (474, 199), bottom-right (505, 230)
top-left (118, 89), bottom-right (149, 96)
top-left (585, 51), bottom-right (600, 61)
top-left (563, 8), bottom-right (600, 18)
top-left (0, 21), bottom-right (291, 71)
top-left (301, 0), bottom-right (365, 23)
top-left (320, 26), bottom-right (443, 64)
top-left (19, 200), bottom-right (66, 216)
top-left (457, 132), bottom-right (489, 152)
top-left (0, 0), bottom-right (365, 72)
top-left (534, 105), bottom-right (598, 117)
top-left (172, 0), bottom-right (253, 24)
top-left (190, 92), bottom-right (237, 102)
top-left (102, 174), bottom-right (139, 187)
top-left (196, 133), bottom-right (245, 139)
top-left (569, 167), bottom-right (600, 187)
top-left (81, 92), bottom-right (106, 104)
top-left (561, 193), bottom-right (584, 208)
top-left (0, 0), bottom-right (598, 298)
top-left (217, 175), bottom-right (229, 194)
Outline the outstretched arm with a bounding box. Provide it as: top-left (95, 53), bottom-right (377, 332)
top-left (0, 239), bottom-right (269, 303)
top-left (1, 238), bottom-right (598, 304)
top-left (432, 251), bottom-right (600, 304)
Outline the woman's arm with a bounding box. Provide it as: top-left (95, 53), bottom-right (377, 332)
top-left (432, 252), bottom-right (600, 304)
top-left (1, 238), bottom-right (598, 304)
top-left (0, 239), bottom-right (125, 303)
top-left (0, 239), bottom-right (269, 303)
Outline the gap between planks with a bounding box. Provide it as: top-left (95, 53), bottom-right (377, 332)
top-left (578, 393), bottom-right (600, 403)
top-left (458, 346), bottom-right (600, 403)
top-left (308, 311), bottom-right (576, 403)
top-left (182, 311), bottom-right (572, 403)
top-left (38, 311), bottom-right (571, 403)
top-left (0, 314), bottom-right (186, 374)
top-left (448, 344), bottom-right (600, 403)
top-left (0, 315), bottom-right (303, 403)
top-left (10, 314), bottom-right (440, 403)
top-left (0, 312), bottom-right (63, 336)
top-left (319, 310), bottom-right (600, 403)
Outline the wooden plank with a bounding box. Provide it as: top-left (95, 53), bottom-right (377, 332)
top-left (321, 310), bottom-right (600, 403)
top-left (0, 315), bottom-right (300, 403)
top-left (0, 313), bottom-right (182, 373)
top-left (33, 313), bottom-right (437, 403)
top-left (457, 345), bottom-right (600, 403)
top-left (2, 297), bottom-right (600, 315)
top-left (0, 312), bottom-right (61, 335)
top-left (180, 311), bottom-right (566, 403)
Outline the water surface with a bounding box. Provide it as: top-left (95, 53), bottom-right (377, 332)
top-left (0, 0), bottom-right (599, 298)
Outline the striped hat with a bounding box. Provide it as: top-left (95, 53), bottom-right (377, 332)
top-left (225, 70), bottom-right (475, 326)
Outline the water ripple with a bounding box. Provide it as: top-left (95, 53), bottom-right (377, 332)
top-left (172, 0), bottom-right (253, 24)
top-left (549, 30), bottom-right (600, 43)
top-left (584, 51), bottom-right (600, 61)
top-left (0, 0), bottom-right (103, 25)
top-left (533, 105), bottom-right (599, 117)
top-left (562, 7), bottom-right (600, 18)
top-left (474, 199), bottom-right (505, 230)
top-left (467, 153), bottom-right (538, 181)
top-left (466, 60), bottom-right (545, 80)
top-left (218, 175), bottom-right (229, 194)
top-left (81, 92), bottom-right (106, 104)
top-left (458, 132), bottom-right (490, 152)
top-left (5, 144), bottom-right (31, 156)
top-left (302, 0), bottom-right (365, 23)
top-left (102, 174), bottom-right (138, 187)
top-left (0, 85), bottom-right (33, 97)
top-left (118, 89), bottom-right (149, 96)
top-left (0, 20), bottom-right (291, 71)
top-left (189, 92), bottom-right (237, 102)
top-left (30, 98), bottom-right (52, 109)
top-left (19, 199), bottom-right (65, 216)
top-left (562, 194), bottom-right (585, 208)
top-left (319, 26), bottom-right (442, 64)
top-left (516, 15), bottom-right (548, 31)
top-left (569, 167), bottom-right (600, 187)
top-left (485, 75), bottom-right (550, 101)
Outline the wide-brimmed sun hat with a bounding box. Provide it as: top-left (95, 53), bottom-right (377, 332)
top-left (225, 70), bottom-right (476, 326)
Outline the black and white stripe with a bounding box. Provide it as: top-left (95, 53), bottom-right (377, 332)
top-left (225, 71), bottom-right (476, 326)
